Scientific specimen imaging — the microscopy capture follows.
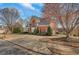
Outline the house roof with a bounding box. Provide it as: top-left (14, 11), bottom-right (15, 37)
top-left (30, 16), bottom-right (41, 21)
top-left (38, 20), bottom-right (50, 26)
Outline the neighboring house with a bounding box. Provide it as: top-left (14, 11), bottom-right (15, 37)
top-left (37, 19), bottom-right (49, 33)
top-left (0, 24), bottom-right (6, 34)
top-left (27, 16), bottom-right (57, 35)
top-left (37, 18), bottom-right (57, 35)
top-left (27, 15), bottom-right (79, 36)
top-left (28, 16), bottom-right (40, 33)
top-left (15, 19), bottom-right (23, 28)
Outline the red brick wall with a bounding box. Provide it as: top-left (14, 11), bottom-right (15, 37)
top-left (30, 18), bottom-right (36, 25)
top-left (37, 22), bottom-right (57, 33)
top-left (50, 21), bottom-right (57, 32)
top-left (37, 25), bottom-right (48, 32)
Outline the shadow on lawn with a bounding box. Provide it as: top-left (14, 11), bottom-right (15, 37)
top-left (1, 36), bottom-right (79, 55)
top-left (46, 37), bottom-right (79, 55)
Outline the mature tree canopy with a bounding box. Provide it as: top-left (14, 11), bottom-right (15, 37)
top-left (0, 8), bottom-right (20, 32)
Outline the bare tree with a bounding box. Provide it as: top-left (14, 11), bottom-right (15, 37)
top-left (43, 3), bottom-right (60, 21)
top-left (58, 3), bottom-right (79, 40)
top-left (43, 3), bottom-right (79, 40)
top-left (0, 8), bottom-right (20, 33)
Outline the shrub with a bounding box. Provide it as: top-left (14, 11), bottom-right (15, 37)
top-left (20, 32), bottom-right (28, 34)
top-left (33, 28), bottom-right (39, 35)
top-left (39, 32), bottom-right (47, 36)
top-left (47, 26), bottom-right (52, 36)
top-left (56, 32), bottom-right (59, 34)
top-left (13, 27), bottom-right (22, 33)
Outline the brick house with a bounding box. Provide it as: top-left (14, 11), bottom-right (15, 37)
top-left (37, 18), bottom-right (57, 35)
top-left (28, 17), bottom-right (57, 35)
top-left (28, 16), bottom-right (40, 33)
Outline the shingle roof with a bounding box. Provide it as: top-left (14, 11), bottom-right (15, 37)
top-left (38, 20), bottom-right (50, 26)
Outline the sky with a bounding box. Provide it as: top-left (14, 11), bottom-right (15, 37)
top-left (0, 3), bottom-right (61, 28)
top-left (0, 3), bottom-right (44, 20)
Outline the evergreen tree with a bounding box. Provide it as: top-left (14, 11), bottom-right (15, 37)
top-left (47, 26), bottom-right (52, 36)
top-left (33, 28), bottom-right (39, 35)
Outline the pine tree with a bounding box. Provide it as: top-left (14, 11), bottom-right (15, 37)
top-left (47, 26), bottom-right (52, 36)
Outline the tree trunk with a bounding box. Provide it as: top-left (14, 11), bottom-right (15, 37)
top-left (11, 27), bottom-right (13, 33)
top-left (65, 33), bottom-right (70, 41)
